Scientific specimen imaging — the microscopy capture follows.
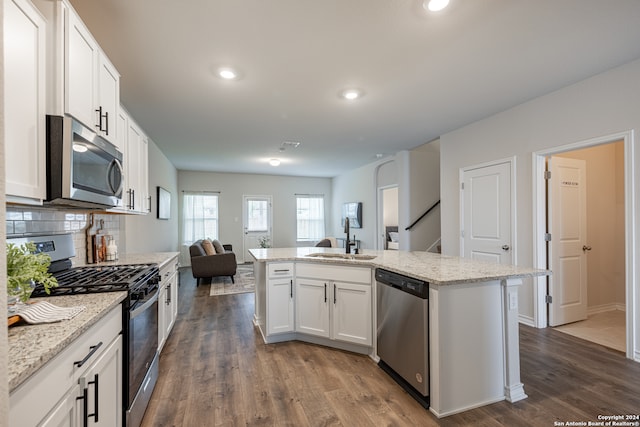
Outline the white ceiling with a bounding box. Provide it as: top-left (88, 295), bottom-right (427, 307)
top-left (68, 0), bottom-right (640, 178)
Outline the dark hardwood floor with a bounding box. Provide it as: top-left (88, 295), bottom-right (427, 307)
top-left (142, 270), bottom-right (640, 426)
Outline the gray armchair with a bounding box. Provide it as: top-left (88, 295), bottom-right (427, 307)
top-left (189, 239), bottom-right (237, 286)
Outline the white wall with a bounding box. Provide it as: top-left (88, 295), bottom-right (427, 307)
top-left (440, 59), bottom-right (640, 356)
top-left (331, 159), bottom-right (387, 249)
top-left (397, 146), bottom-right (440, 251)
top-left (332, 144), bottom-right (440, 251)
top-left (122, 139), bottom-right (179, 254)
top-left (178, 171), bottom-right (332, 261)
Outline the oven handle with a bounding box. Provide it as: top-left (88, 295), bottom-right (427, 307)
top-left (130, 290), bottom-right (159, 319)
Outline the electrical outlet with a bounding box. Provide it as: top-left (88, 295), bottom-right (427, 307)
top-left (509, 292), bottom-right (518, 310)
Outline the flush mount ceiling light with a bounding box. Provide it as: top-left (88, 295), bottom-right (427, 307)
top-left (339, 89), bottom-right (364, 101)
top-left (217, 67), bottom-right (239, 80)
top-left (269, 158), bottom-right (281, 167)
top-left (424, 0), bottom-right (450, 12)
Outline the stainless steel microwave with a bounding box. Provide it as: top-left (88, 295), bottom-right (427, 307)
top-left (46, 115), bottom-right (124, 208)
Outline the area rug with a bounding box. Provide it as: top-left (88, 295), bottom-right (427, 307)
top-left (209, 263), bottom-right (255, 296)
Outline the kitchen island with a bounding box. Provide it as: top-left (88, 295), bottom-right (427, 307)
top-left (249, 247), bottom-right (549, 418)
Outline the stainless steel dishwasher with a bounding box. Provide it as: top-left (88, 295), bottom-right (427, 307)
top-left (376, 268), bottom-right (429, 408)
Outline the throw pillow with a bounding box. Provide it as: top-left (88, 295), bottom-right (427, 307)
top-left (201, 239), bottom-right (216, 255)
top-left (212, 239), bottom-right (225, 254)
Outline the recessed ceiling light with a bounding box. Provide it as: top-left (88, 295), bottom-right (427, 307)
top-left (340, 89), bottom-right (364, 101)
top-left (269, 158), bottom-right (281, 166)
top-left (217, 67), bottom-right (239, 80)
top-left (424, 0), bottom-right (450, 12)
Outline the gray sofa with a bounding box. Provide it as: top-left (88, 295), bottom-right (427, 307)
top-left (189, 239), bottom-right (237, 286)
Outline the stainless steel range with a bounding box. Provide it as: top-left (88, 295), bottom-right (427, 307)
top-left (11, 234), bottom-right (160, 427)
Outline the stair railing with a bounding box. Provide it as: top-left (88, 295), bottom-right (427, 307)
top-left (405, 200), bottom-right (440, 231)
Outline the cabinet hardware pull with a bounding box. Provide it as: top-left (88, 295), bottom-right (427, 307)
top-left (147, 196), bottom-right (152, 212)
top-left (290, 280), bottom-right (293, 298)
top-left (88, 374), bottom-right (99, 422)
top-left (104, 111), bottom-right (109, 135)
top-left (275, 269), bottom-right (289, 273)
top-left (166, 284), bottom-right (171, 305)
top-left (334, 284), bottom-right (337, 304)
top-left (77, 385), bottom-right (89, 427)
top-left (95, 106), bottom-right (103, 131)
top-left (324, 283), bottom-right (327, 303)
top-left (74, 342), bottom-right (103, 368)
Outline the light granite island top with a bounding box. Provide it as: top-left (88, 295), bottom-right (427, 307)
top-left (249, 247), bottom-right (550, 418)
top-left (248, 247), bottom-right (548, 285)
top-left (7, 292), bottom-right (127, 392)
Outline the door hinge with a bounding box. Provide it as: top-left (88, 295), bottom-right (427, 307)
top-left (545, 295), bottom-right (553, 304)
top-left (461, 182), bottom-right (464, 190)
top-left (544, 233), bottom-right (551, 241)
top-left (461, 230), bottom-right (464, 238)
top-left (544, 170), bottom-right (551, 180)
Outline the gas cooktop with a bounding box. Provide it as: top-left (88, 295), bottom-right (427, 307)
top-left (32, 264), bottom-right (159, 297)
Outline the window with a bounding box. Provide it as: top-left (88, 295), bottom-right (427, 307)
top-left (296, 195), bottom-right (325, 241)
top-left (182, 192), bottom-right (218, 244)
top-left (247, 199), bottom-right (269, 232)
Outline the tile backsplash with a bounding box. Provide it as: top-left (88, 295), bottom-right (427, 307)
top-left (6, 206), bottom-right (120, 266)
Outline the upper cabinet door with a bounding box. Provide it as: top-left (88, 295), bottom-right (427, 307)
top-left (97, 52), bottom-right (120, 144)
top-left (4, 0), bottom-right (47, 204)
top-left (65, 8), bottom-right (97, 129)
top-left (65, 4), bottom-right (120, 145)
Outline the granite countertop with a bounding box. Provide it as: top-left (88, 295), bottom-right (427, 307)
top-left (8, 252), bottom-right (179, 393)
top-left (75, 251), bottom-right (180, 269)
top-left (249, 247), bottom-right (549, 285)
top-left (8, 292), bottom-right (127, 392)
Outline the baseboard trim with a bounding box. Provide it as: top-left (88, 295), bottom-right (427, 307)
top-left (587, 303), bottom-right (625, 315)
top-left (518, 314), bottom-right (535, 327)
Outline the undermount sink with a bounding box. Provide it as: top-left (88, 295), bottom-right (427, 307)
top-left (305, 252), bottom-right (377, 261)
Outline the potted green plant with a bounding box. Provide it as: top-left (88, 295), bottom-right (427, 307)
top-left (6, 242), bottom-right (58, 305)
top-left (257, 235), bottom-right (271, 248)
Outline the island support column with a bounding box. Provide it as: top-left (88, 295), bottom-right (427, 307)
top-left (502, 278), bottom-right (527, 402)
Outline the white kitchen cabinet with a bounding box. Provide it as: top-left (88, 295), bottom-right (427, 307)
top-left (10, 305), bottom-right (122, 427)
top-left (295, 278), bottom-right (330, 338)
top-left (123, 117), bottom-right (149, 214)
top-left (41, 335), bottom-right (123, 427)
top-left (108, 108), bottom-right (149, 214)
top-left (296, 263), bottom-right (372, 347)
top-left (266, 262), bottom-right (295, 335)
top-left (332, 281), bottom-right (371, 346)
top-left (4, 0), bottom-right (47, 204)
top-left (66, 4), bottom-right (119, 144)
top-left (159, 256), bottom-right (180, 352)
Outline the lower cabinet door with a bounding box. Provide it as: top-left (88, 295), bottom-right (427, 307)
top-left (80, 335), bottom-right (123, 427)
top-left (39, 383), bottom-right (81, 427)
top-left (267, 278), bottom-right (294, 335)
top-left (332, 282), bottom-right (372, 346)
top-left (295, 278), bottom-right (330, 338)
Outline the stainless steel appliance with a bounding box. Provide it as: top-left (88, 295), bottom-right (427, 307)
top-left (46, 115), bottom-right (124, 209)
top-left (376, 268), bottom-right (430, 408)
top-left (14, 234), bottom-right (160, 427)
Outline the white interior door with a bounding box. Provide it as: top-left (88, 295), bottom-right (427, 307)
top-left (243, 195), bottom-right (272, 263)
top-left (462, 161), bottom-right (513, 264)
top-left (548, 156), bottom-right (588, 326)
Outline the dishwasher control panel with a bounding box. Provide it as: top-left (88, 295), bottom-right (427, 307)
top-left (375, 269), bottom-right (429, 299)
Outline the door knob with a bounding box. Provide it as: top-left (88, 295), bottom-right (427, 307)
top-left (501, 245), bottom-right (510, 251)
top-left (582, 245), bottom-right (592, 252)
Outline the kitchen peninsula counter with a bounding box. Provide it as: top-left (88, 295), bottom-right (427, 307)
top-left (249, 247), bottom-right (547, 285)
top-left (250, 247), bottom-right (549, 418)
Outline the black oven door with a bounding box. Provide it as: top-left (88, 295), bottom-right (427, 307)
top-left (128, 288), bottom-right (159, 408)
